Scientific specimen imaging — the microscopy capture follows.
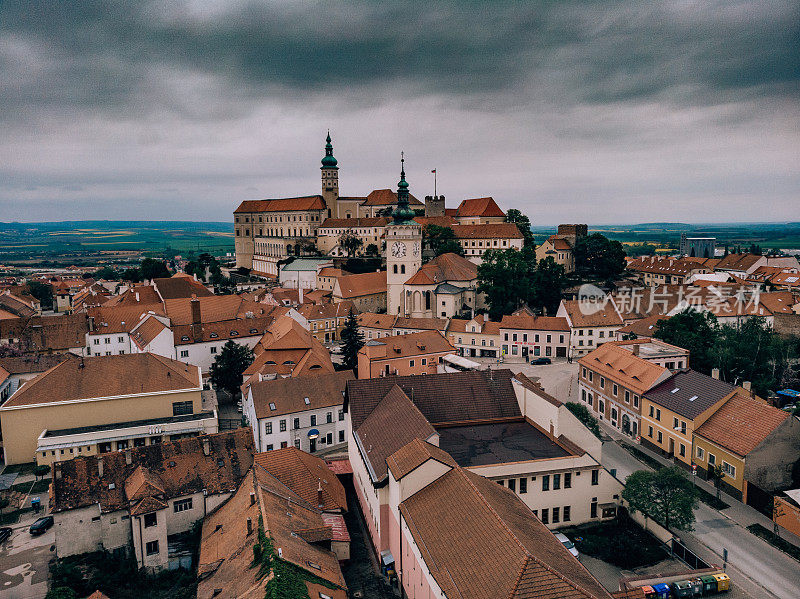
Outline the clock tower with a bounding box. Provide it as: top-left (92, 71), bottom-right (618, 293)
top-left (386, 154), bottom-right (422, 316)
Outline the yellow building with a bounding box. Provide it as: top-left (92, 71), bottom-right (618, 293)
top-left (693, 393), bottom-right (795, 503)
top-left (0, 353), bottom-right (216, 466)
top-left (640, 370), bottom-right (738, 466)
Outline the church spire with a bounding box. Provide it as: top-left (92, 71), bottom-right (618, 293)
top-left (392, 152), bottom-right (415, 224)
top-left (321, 130), bottom-right (338, 168)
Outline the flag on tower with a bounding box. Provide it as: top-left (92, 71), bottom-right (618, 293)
top-left (431, 169), bottom-right (436, 173)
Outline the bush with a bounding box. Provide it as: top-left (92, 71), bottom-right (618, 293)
top-left (565, 402), bottom-right (602, 438)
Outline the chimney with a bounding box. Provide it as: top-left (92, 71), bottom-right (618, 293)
top-left (246, 517), bottom-right (253, 536)
top-left (250, 492), bottom-right (256, 506)
top-left (317, 479), bottom-right (324, 508)
top-left (631, 343), bottom-right (640, 357)
top-left (97, 458), bottom-right (104, 478)
top-left (191, 295), bottom-right (202, 338)
top-left (298, 287), bottom-right (303, 304)
top-left (88, 316), bottom-right (95, 332)
top-left (743, 381), bottom-right (752, 392)
top-left (202, 437), bottom-right (211, 456)
top-left (55, 463), bottom-right (62, 480)
top-left (483, 313), bottom-right (488, 322)
top-left (711, 368), bottom-right (720, 380)
top-left (125, 449), bottom-right (132, 465)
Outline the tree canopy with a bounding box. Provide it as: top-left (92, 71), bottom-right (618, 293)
top-left (477, 248), bottom-right (566, 319)
top-left (423, 224), bottom-right (464, 257)
top-left (574, 233), bottom-right (626, 281)
top-left (27, 280), bottom-right (53, 310)
top-left (339, 232), bottom-right (363, 257)
top-left (140, 257), bottom-right (170, 280)
top-left (623, 466), bottom-right (698, 530)
top-left (654, 309), bottom-right (718, 374)
top-left (505, 209), bottom-right (535, 248)
top-left (209, 341), bottom-right (254, 397)
top-left (340, 310), bottom-right (365, 371)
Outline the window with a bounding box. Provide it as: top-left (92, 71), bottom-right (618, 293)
top-left (266, 444), bottom-right (273, 451)
top-left (648, 426), bottom-right (653, 438)
top-left (310, 415), bottom-right (317, 426)
top-left (541, 508), bottom-right (549, 524)
top-left (118, 336), bottom-right (124, 343)
top-left (600, 377), bottom-right (605, 389)
top-left (508, 478), bottom-right (516, 492)
top-left (649, 405), bottom-right (654, 417)
top-left (293, 418), bottom-right (300, 430)
top-left (338, 409), bottom-right (344, 421)
top-left (612, 384), bottom-right (618, 396)
top-left (625, 390), bottom-right (630, 403)
top-left (634, 395), bottom-right (640, 408)
top-left (265, 422), bottom-right (272, 435)
top-left (409, 360), bottom-right (415, 367)
top-left (656, 408), bottom-right (661, 421)
top-left (591, 470), bottom-right (599, 486)
top-left (116, 440), bottom-right (128, 450)
top-left (588, 371), bottom-right (593, 382)
top-left (145, 540), bottom-right (160, 556)
top-left (174, 498), bottom-right (193, 513)
top-left (339, 430), bottom-right (345, 443)
top-left (180, 350), bottom-right (189, 358)
top-left (553, 473), bottom-right (561, 490)
top-left (679, 444), bottom-right (686, 457)
top-left (172, 401), bottom-right (193, 416)
top-left (673, 417), bottom-right (679, 429)
top-left (723, 462), bottom-right (736, 477)
top-left (519, 478), bottom-right (527, 494)
top-left (657, 431), bottom-right (663, 443)
top-left (104, 337), bottom-right (110, 344)
top-left (696, 446), bottom-right (704, 460)
top-left (542, 475), bottom-right (550, 491)
top-left (280, 419), bottom-right (287, 432)
top-left (326, 411), bottom-right (332, 423)
top-left (552, 507), bottom-right (560, 523)
top-left (590, 502), bottom-right (598, 518)
top-left (564, 473), bottom-right (572, 489)
top-left (143, 513), bottom-right (157, 528)
top-left (422, 358), bottom-right (427, 366)
top-left (210, 346), bottom-right (217, 354)
top-left (708, 453), bottom-right (716, 466)
top-left (563, 506), bottom-right (571, 522)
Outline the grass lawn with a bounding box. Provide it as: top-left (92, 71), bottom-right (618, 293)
top-left (0, 507), bottom-right (34, 525)
top-left (747, 524), bottom-right (800, 562)
top-left (560, 514), bottom-right (669, 569)
top-left (11, 479), bottom-right (52, 494)
top-left (2, 462), bottom-right (37, 475)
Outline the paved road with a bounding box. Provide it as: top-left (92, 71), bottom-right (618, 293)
top-left (601, 440), bottom-right (800, 599)
top-left (0, 524), bottom-right (53, 599)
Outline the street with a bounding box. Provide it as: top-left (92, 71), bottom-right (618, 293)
top-left (0, 524), bottom-right (53, 599)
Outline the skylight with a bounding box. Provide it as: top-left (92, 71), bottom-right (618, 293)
top-left (688, 395), bottom-right (698, 402)
top-left (671, 388), bottom-right (680, 394)
top-left (304, 397), bottom-right (310, 405)
top-left (269, 402), bottom-right (276, 410)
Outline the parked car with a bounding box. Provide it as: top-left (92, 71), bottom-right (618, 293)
top-left (330, 344), bottom-right (343, 355)
top-left (554, 532), bottom-right (579, 558)
top-left (29, 516), bottom-right (53, 536)
top-left (530, 357), bottom-right (552, 365)
top-left (0, 527), bottom-right (12, 543)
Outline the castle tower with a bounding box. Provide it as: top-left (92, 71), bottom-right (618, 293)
top-left (425, 194), bottom-right (445, 217)
top-left (321, 131), bottom-right (339, 218)
top-left (386, 154), bottom-right (422, 316)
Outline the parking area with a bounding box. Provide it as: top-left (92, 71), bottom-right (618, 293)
top-left (0, 523), bottom-right (54, 599)
top-left (473, 357), bottom-right (579, 403)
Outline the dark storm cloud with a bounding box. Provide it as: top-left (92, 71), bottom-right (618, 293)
top-left (0, 1), bottom-right (798, 222)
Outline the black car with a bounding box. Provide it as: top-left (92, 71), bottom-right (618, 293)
top-left (0, 527), bottom-right (12, 543)
top-left (29, 516), bottom-right (53, 535)
top-left (530, 357), bottom-right (552, 365)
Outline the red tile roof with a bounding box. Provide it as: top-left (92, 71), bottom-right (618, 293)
top-left (247, 370), bottom-right (353, 419)
top-left (334, 271), bottom-right (387, 299)
top-left (362, 188), bottom-right (422, 206)
top-left (451, 223), bottom-right (524, 239)
top-left (404, 252), bottom-right (477, 285)
top-left (455, 196), bottom-right (505, 218)
top-left (319, 217), bottom-right (389, 228)
top-left (234, 196), bottom-right (326, 213)
top-left (500, 314), bottom-right (570, 332)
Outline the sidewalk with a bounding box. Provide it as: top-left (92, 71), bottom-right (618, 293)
top-left (598, 419), bottom-right (800, 551)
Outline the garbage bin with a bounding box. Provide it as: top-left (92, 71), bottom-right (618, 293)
top-left (30, 496), bottom-right (41, 512)
top-left (712, 573), bottom-right (730, 592)
top-left (699, 575), bottom-right (717, 594)
top-left (652, 583), bottom-right (671, 598)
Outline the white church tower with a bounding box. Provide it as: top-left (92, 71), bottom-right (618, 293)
top-left (386, 154), bottom-right (422, 316)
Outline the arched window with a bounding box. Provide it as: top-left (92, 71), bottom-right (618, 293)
top-left (401, 265), bottom-right (405, 274)
top-left (393, 265), bottom-right (398, 274)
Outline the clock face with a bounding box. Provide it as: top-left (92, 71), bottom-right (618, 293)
top-left (413, 242), bottom-right (420, 256)
top-left (391, 241), bottom-right (406, 258)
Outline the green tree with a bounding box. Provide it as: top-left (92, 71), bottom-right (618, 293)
top-left (92, 266), bottom-right (119, 280)
top-left (45, 588), bottom-right (78, 599)
top-left (565, 402), bottom-right (601, 438)
top-left (140, 258), bottom-right (170, 280)
top-left (209, 341), bottom-right (254, 398)
top-left (653, 309), bottom-right (718, 374)
top-left (33, 464), bottom-right (51, 481)
top-left (574, 233), bottom-right (626, 281)
top-left (365, 243), bottom-right (379, 257)
top-left (0, 495), bottom-right (10, 514)
top-left (708, 463), bottom-right (726, 500)
top-left (623, 467), bottom-right (698, 530)
top-left (340, 310), bottom-right (364, 371)
top-left (26, 281), bottom-right (53, 310)
top-left (339, 232), bottom-right (363, 257)
top-left (505, 209), bottom-right (535, 248)
top-left (531, 257), bottom-right (566, 316)
top-left (423, 224), bottom-right (464, 257)
top-left (477, 247), bottom-right (537, 319)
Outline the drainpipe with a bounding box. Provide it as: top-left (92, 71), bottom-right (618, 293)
top-left (137, 515), bottom-right (144, 568)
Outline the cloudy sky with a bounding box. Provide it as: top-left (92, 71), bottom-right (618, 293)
top-left (1, 1), bottom-right (798, 224)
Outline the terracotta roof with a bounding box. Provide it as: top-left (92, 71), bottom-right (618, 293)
top-left (500, 314), bottom-right (570, 332)
top-left (450, 223), bottom-right (524, 239)
top-left (244, 315), bottom-right (335, 379)
top-left (627, 256), bottom-right (708, 276)
top-left (163, 295), bottom-right (268, 325)
top-left (88, 304), bottom-right (165, 334)
top-left (357, 312), bottom-right (396, 330)
top-left (130, 315), bottom-right (169, 349)
top-left (394, 316), bottom-right (449, 331)
top-left (644, 370), bottom-right (736, 420)
top-left (398, 465), bottom-right (612, 599)
top-left (0, 292), bottom-right (37, 317)
top-left (353, 385), bottom-right (437, 483)
top-left (51, 429), bottom-right (254, 513)
top-left (404, 252), bottom-right (477, 285)
top-left (0, 313), bottom-right (89, 352)
top-left (234, 196), bottom-right (326, 213)
top-left (769, 272), bottom-right (800, 288)
top-left (695, 393), bottom-right (788, 457)
top-left (615, 314), bottom-right (672, 337)
top-left (757, 291), bottom-right (798, 314)
top-left (321, 512), bottom-right (350, 542)
top-left (0, 354), bottom-right (69, 375)
top-left (124, 464), bottom-right (166, 501)
top-left (360, 330), bottom-right (454, 361)
top-left (254, 447), bottom-right (347, 511)
top-left (103, 284), bottom-right (162, 307)
top-left (319, 217), bottom-right (389, 228)
top-left (386, 438), bottom-right (457, 480)
top-left (362, 188), bottom-right (422, 206)
top-left (247, 371), bottom-right (353, 419)
top-left (172, 315), bottom-right (277, 345)
top-left (544, 235), bottom-right (573, 251)
top-left (415, 215), bottom-right (458, 227)
top-left (333, 271), bottom-right (387, 299)
top-left (560, 300), bottom-right (623, 328)
top-left (578, 344), bottom-right (670, 396)
top-left (86, 592), bottom-right (112, 599)
top-left (347, 369), bottom-right (521, 430)
top-left (317, 267), bottom-right (351, 278)
top-left (152, 276), bottom-right (213, 300)
top-left (2, 353), bottom-right (200, 408)
top-left (455, 197), bottom-right (505, 218)
top-left (297, 300), bottom-right (356, 320)
top-left (714, 253), bottom-right (763, 272)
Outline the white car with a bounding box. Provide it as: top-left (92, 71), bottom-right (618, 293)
top-left (330, 344), bottom-right (343, 355)
top-left (554, 532), bottom-right (579, 558)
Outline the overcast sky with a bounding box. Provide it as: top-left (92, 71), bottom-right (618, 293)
top-left (1, 1), bottom-right (798, 224)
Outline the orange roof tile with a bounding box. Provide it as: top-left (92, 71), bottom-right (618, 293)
top-left (455, 196), bottom-right (505, 218)
top-left (234, 196), bottom-right (326, 213)
top-left (451, 223), bottom-right (524, 239)
top-left (334, 271), bottom-right (387, 298)
top-left (362, 188), bottom-right (422, 206)
top-left (578, 344), bottom-right (669, 396)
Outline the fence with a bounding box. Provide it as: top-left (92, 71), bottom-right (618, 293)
top-left (671, 538), bottom-right (711, 570)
